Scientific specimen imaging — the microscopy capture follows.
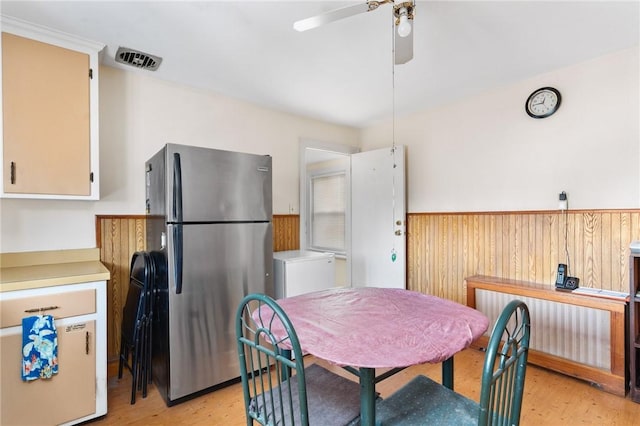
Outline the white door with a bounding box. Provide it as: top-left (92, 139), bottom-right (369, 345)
top-left (351, 146), bottom-right (406, 288)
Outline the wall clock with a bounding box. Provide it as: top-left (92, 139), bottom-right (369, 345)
top-left (525, 87), bottom-right (561, 119)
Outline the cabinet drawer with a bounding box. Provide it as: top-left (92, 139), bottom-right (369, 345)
top-left (0, 289), bottom-right (95, 328)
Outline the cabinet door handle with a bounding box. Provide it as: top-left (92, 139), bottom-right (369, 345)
top-left (24, 305), bottom-right (59, 313)
top-left (85, 331), bottom-right (90, 355)
top-left (10, 161), bottom-right (16, 184)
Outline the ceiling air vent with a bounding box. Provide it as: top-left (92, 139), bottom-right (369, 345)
top-left (115, 47), bottom-right (162, 71)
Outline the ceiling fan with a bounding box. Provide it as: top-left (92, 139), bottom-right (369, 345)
top-left (293, 1), bottom-right (416, 65)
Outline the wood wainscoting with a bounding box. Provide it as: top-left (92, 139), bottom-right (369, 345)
top-left (407, 210), bottom-right (640, 304)
top-left (272, 214), bottom-right (300, 252)
top-left (98, 210), bottom-right (640, 359)
top-left (96, 214), bottom-right (299, 360)
top-left (96, 215), bottom-right (147, 361)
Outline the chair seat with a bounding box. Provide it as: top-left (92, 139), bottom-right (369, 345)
top-left (360, 300), bottom-right (530, 426)
top-left (373, 375), bottom-right (478, 426)
top-left (251, 364), bottom-right (362, 426)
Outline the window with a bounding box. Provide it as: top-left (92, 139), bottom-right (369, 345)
top-left (309, 172), bottom-right (346, 253)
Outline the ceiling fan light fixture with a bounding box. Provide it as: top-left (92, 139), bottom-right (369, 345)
top-left (293, 0), bottom-right (415, 63)
top-left (397, 8), bottom-right (412, 37)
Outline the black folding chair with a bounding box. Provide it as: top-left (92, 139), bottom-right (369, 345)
top-left (118, 251), bottom-right (155, 404)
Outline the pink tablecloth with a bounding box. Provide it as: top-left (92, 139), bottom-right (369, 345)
top-left (275, 287), bottom-right (489, 369)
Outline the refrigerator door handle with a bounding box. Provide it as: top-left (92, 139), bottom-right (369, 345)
top-left (173, 153), bottom-right (184, 294)
top-left (173, 153), bottom-right (183, 222)
top-left (173, 224), bottom-right (184, 294)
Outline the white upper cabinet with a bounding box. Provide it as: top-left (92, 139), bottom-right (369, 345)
top-left (1, 15), bottom-right (104, 199)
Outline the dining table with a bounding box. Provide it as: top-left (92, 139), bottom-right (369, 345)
top-left (273, 286), bottom-right (490, 426)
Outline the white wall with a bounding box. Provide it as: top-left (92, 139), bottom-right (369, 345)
top-left (0, 66), bottom-right (359, 253)
top-left (2, 46), bottom-right (638, 252)
top-left (361, 46), bottom-right (640, 212)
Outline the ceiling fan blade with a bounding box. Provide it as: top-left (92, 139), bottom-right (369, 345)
top-left (394, 29), bottom-right (413, 64)
top-left (294, 3), bottom-right (373, 32)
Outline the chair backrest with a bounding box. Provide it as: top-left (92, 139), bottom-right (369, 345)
top-left (130, 251), bottom-right (153, 309)
top-left (478, 299), bottom-right (531, 426)
top-left (235, 293), bottom-right (309, 426)
top-left (122, 252), bottom-right (154, 343)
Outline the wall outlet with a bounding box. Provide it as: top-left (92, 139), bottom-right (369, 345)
top-left (559, 191), bottom-right (568, 210)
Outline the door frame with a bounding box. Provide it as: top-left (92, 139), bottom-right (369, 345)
top-left (299, 139), bottom-right (358, 286)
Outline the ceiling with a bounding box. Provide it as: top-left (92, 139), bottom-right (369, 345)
top-left (1, 1), bottom-right (638, 128)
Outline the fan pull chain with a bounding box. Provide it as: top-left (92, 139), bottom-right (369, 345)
top-left (391, 12), bottom-right (396, 153)
top-left (391, 13), bottom-right (397, 262)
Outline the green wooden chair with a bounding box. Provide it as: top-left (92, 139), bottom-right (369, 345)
top-left (370, 299), bottom-right (531, 426)
top-left (235, 293), bottom-right (361, 426)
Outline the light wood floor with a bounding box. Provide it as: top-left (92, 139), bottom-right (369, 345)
top-left (95, 349), bottom-right (640, 425)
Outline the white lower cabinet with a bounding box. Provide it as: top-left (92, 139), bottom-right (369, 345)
top-left (0, 281), bottom-right (107, 425)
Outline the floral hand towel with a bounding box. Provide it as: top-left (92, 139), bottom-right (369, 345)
top-left (22, 315), bottom-right (58, 381)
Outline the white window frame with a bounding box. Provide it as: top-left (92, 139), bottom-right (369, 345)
top-left (299, 139), bottom-right (357, 283)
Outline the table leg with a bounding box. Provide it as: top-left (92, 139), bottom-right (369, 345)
top-left (442, 356), bottom-right (454, 389)
top-left (359, 367), bottom-right (376, 426)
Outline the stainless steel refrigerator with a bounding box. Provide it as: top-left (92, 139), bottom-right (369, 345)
top-left (145, 143), bottom-right (274, 405)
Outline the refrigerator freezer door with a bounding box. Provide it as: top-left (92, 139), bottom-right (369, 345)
top-left (165, 144), bottom-right (272, 223)
top-left (165, 222), bottom-right (273, 401)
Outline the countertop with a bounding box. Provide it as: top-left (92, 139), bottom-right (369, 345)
top-left (0, 248), bottom-right (110, 292)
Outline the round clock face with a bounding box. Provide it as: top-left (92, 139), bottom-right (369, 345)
top-left (525, 87), bottom-right (561, 118)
